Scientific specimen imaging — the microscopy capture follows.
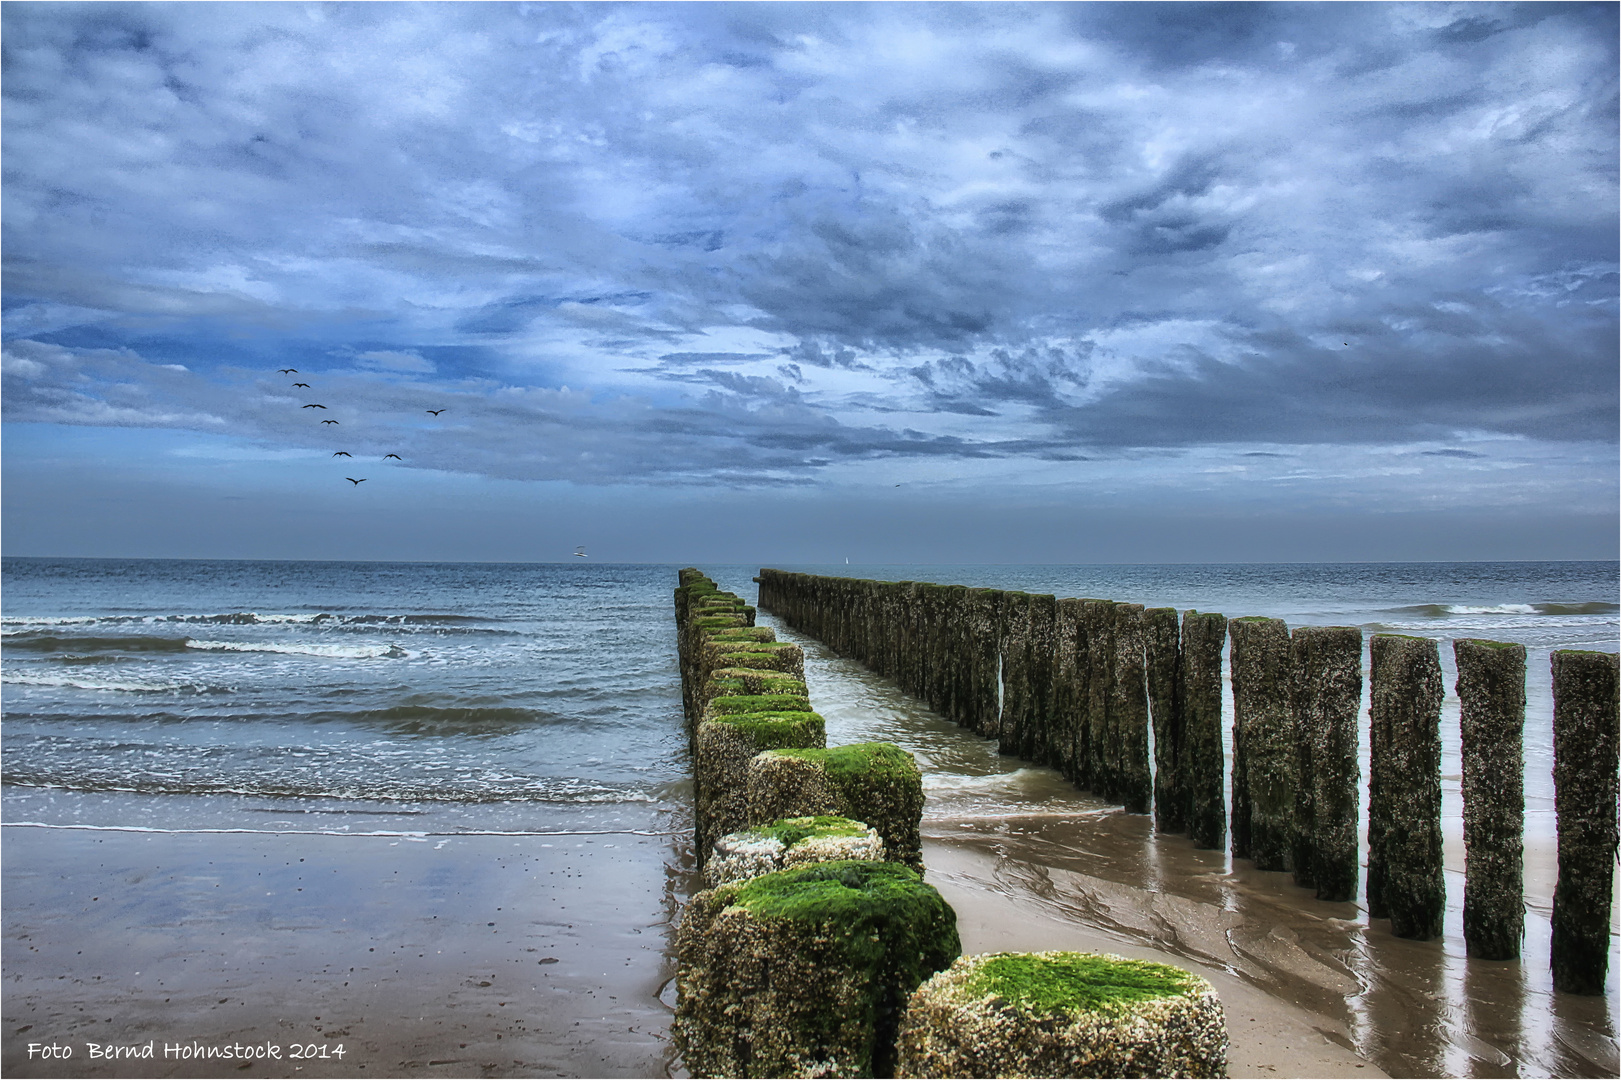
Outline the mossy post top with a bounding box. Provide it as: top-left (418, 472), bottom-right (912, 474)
top-left (768, 740), bottom-right (921, 783)
top-left (705, 693), bottom-right (814, 716)
top-left (926, 950), bottom-right (1209, 1016)
top-left (715, 859), bottom-right (960, 967)
top-left (704, 710), bottom-right (825, 746)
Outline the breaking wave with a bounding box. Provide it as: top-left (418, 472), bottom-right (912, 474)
top-left (2, 673), bottom-right (230, 695)
top-left (1389, 602), bottom-right (1618, 618)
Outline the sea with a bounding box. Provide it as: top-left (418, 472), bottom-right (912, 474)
top-left (2, 556), bottom-right (1615, 851)
top-left (2, 558), bottom-right (1617, 1076)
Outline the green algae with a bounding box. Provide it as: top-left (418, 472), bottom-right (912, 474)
top-left (727, 860), bottom-right (960, 976)
top-left (712, 711), bottom-right (824, 746)
top-left (776, 742), bottom-right (916, 784)
top-left (713, 641), bottom-right (800, 655)
top-left (962, 952), bottom-right (1197, 1016)
top-left (706, 694), bottom-right (814, 716)
top-left (714, 655), bottom-right (793, 674)
top-left (764, 742), bottom-right (925, 869)
top-left (706, 668), bottom-right (807, 695)
top-left (708, 627), bottom-right (777, 643)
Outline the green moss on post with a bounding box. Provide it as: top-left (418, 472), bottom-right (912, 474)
top-left (675, 861), bottom-right (961, 1079)
top-left (703, 640), bottom-right (806, 680)
top-left (1550, 649), bottom-right (1619, 994)
top-left (1181, 612), bottom-right (1227, 850)
top-left (710, 626), bottom-right (779, 644)
top-left (1368, 635), bottom-right (1444, 940)
top-left (696, 712), bottom-right (827, 866)
top-left (1229, 617), bottom-right (1294, 870)
top-left (708, 669), bottom-right (809, 697)
top-left (758, 743), bottom-right (926, 870)
top-left (895, 951), bottom-right (1228, 1079)
top-left (1143, 607), bottom-right (1184, 834)
top-left (1454, 638), bottom-right (1525, 961)
top-left (705, 694), bottom-right (815, 718)
top-left (1289, 626), bottom-right (1362, 902)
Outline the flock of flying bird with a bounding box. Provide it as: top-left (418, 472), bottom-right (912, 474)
top-left (276, 366), bottom-right (590, 558)
top-left (276, 367), bottom-right (443, 486)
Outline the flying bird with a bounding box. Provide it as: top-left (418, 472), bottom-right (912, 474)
top-left (302, 403), bottom-right (327, 409)
top-left (384, 454), bottom-right (402, 460)
top-left (321, 419), bottom-right (339, 425)
top-left (292, 382), bottom-right (310, 388)
top-left (333, 452), bottom-right (351, 457)
top-left (426, 409), bottom-right (445, 416)
top-left (278, 368), bottom-right (298, 374)
top-left (574, 546), bottom-right (588, 558)
top-left (345, 478), bottom-right (366, 485)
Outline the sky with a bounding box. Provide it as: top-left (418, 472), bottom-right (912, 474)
top-left (3, 1), bottom-right (1617, 564)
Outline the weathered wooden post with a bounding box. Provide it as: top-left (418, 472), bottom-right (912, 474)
top-left (1368, 635), bottom-right (1444, 940)
top-left (1144, 607), bottom-right (1183, 834)
top-left (1454, 639), bottom-right (1526, 961)
top-left (1289, 626), bottom-right (1362, 902)
top-left (1000, 593), bottom-right (1032, 758)
top-left (675, 862), bottom-right (960, 1079)
top-left (968, 590), bottom-right (1003, 741)
top-left (941, 585), bottom-right (970, 727)
top-left (1113, 603), bottom-right (1151, 814)
top-left (1027, 594), bottom-right (1058, 765)
top-left (1229, 617), bottom-right (1294, 871)
top-left (1081, 600), bottom-right (1117, 801)
top-left (1052, 598), bottom-right (1085, 785)
top-left (1550, 649), bottom-right (1619, 994)
top-left (1182, 611), bottom-right (1227, 850)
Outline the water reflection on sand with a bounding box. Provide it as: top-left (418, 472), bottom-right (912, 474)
top-left (756, 608), bottom-right (1620, 1080)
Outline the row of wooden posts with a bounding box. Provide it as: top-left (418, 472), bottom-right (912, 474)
top-left (755, 569), bottom-right (1620, 996)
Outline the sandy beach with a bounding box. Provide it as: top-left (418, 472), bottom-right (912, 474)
top-left (6, 810), bottom-right (1619, 1079)
top-left (2, 823), bottom-right (686, 1079)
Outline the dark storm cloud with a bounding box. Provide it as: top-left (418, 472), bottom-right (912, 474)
top-left (1, 1), bottom-right (1615, 490)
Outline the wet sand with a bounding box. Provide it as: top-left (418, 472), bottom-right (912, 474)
top-left (2, 824), bottom-right (686, 1079)
top-left (921, 813), bottom-right (1619, 1080)
top-left (923, 835), bottom-right (1386, 1079)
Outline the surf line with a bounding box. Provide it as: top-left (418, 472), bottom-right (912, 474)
top-left (1, 822), bottom-right (681, 838)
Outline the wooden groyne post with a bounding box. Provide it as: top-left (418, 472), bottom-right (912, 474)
top-left (1229, 616), bottom-right (1294, 871)
top-left (1368, 634), bottom-right (1444, 940)
top-left (1289, 626), bottom-right (1362, 903)
top-left (1455, 639), bottom-right (1525, 961)
top-left (1144, 607), bottom-right (1184, 834)
top-left (1550, 649), bottom-right (1619, 994)
top-left (1181, 611), bottom-right (1227, 850)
